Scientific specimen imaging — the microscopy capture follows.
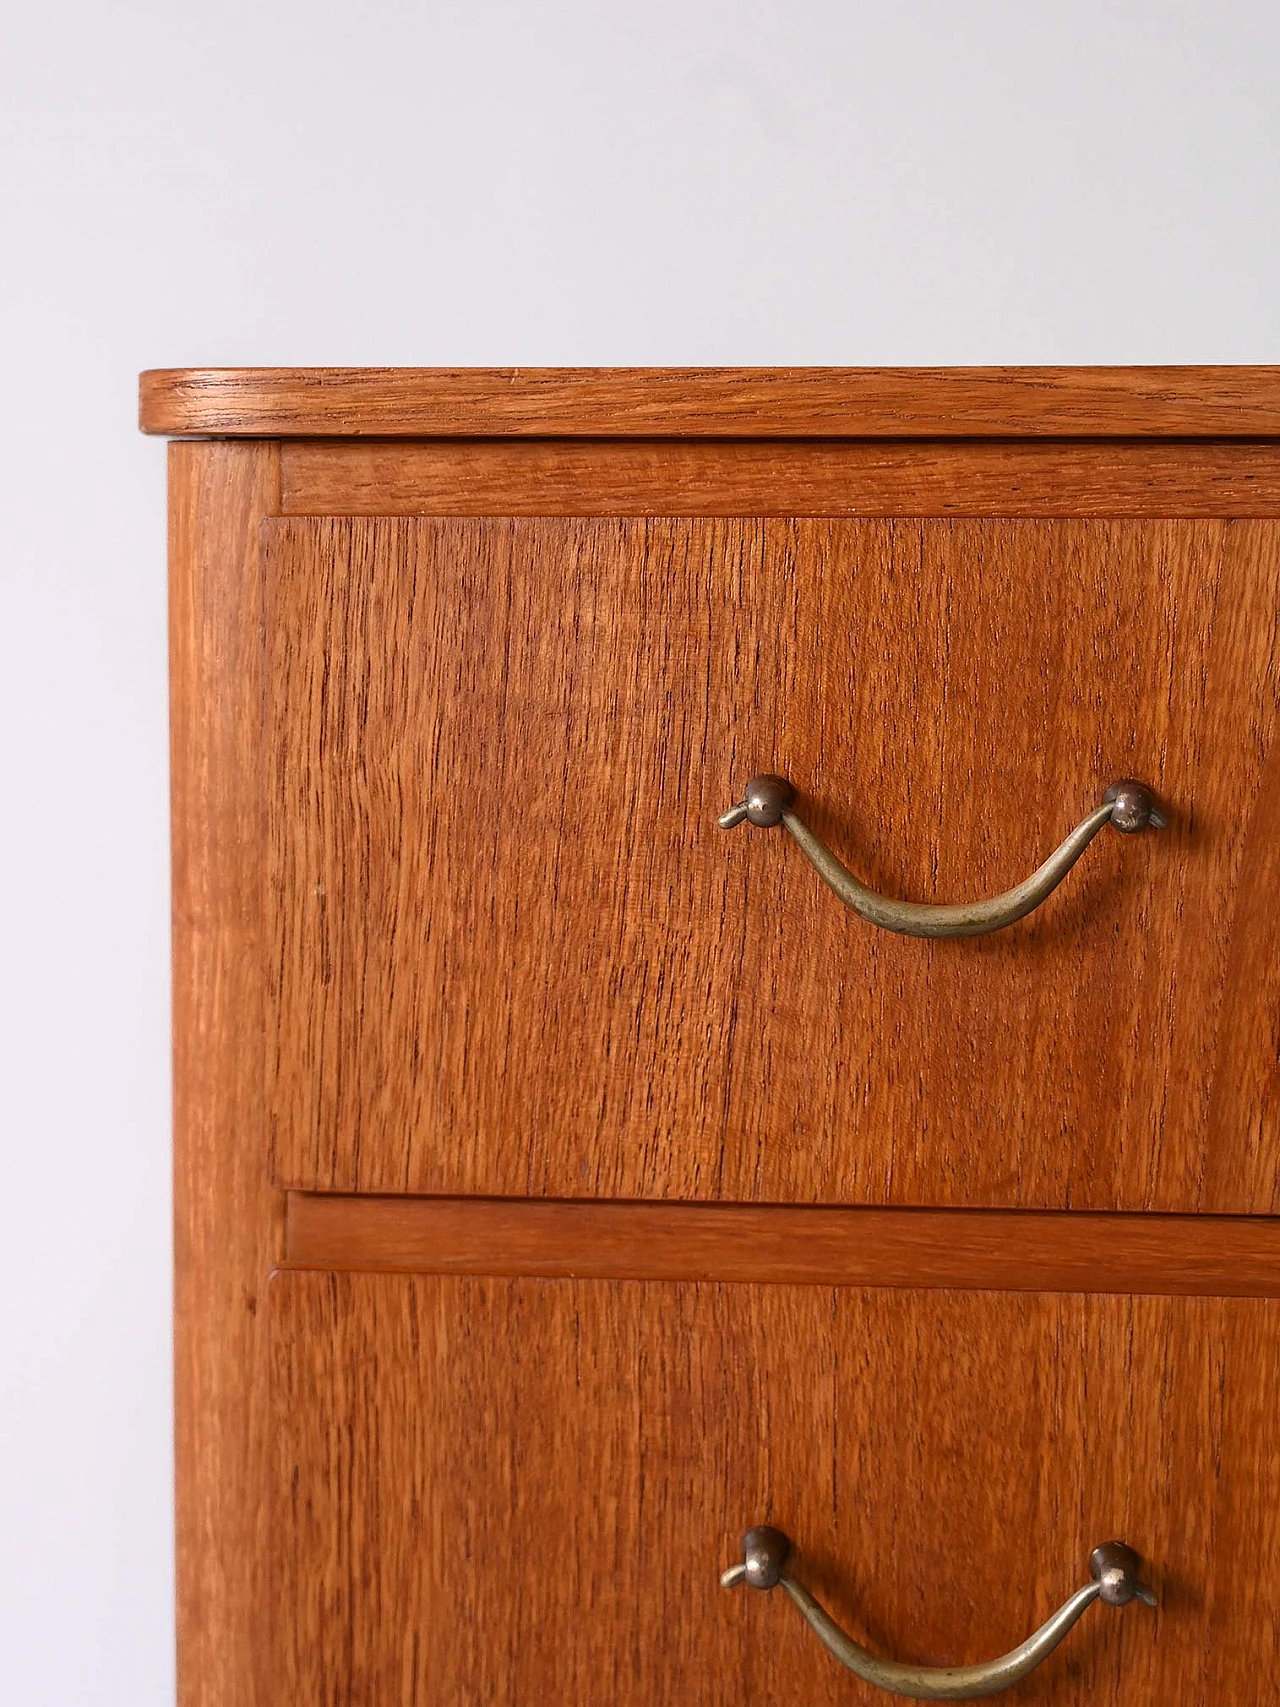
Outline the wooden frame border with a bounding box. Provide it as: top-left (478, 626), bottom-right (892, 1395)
top-left (171, 441), bottom-right (281, 1707)
top-left (279, 437), bottom-right (1280, 517)
top-left (285, 1195), bottom-right (1280, 1298)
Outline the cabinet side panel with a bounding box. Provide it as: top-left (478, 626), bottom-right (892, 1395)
top-left (170, 441), bottom-right (282, 1707)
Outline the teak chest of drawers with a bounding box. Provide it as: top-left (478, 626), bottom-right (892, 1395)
top-left (142, 367), bottom-right (1280, 1706)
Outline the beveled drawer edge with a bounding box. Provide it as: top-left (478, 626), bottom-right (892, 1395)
top-left (282, 1194), bottom-right (1280, 1296)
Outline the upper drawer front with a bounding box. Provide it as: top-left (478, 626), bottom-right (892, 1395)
top-left (272, 1272), bottom-right (1280, 1707)
top-left (264, 514), bottom-right (1280, 1208)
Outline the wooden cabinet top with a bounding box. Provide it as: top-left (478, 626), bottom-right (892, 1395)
top-left (139, 366), bottom-right (1280, 439)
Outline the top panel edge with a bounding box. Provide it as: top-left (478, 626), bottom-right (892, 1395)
top-left (138, 366), bottom-right (1280, 440)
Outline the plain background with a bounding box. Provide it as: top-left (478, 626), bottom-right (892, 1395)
top-left (1, 3), bottom-right (1278, 1701)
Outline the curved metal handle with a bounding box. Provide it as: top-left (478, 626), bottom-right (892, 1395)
top-left (721, 1527), bottom-right (1156, 1701)
top-left (718, 775), bottom-right (1166, 938)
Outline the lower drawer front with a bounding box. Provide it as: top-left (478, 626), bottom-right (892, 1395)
top-left (271, 1275), bottom-right (1279, 1704)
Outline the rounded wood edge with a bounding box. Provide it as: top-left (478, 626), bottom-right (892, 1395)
top-left (139, 366), bottom-right (1280, 439)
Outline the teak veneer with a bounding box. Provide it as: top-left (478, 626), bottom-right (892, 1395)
top-left (279, 438), bottom-right (1280, 517)
top-left (274, 1274), bottom-right (1280, 1706)
top-left (264, 512), bottom-right (1279, 1210)
top-left (282, 1196), bottom-right (1280, 1296)
top-left (156, 369), bottom-right (1280, 1707)
top-left (141, 365), bottom-right (1280, 438)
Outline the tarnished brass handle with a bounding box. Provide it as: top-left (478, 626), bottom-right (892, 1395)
top-left (721, 1527), bottom-right (1156, 1701)
top-left (718, 775), bottom-right (1166, 938)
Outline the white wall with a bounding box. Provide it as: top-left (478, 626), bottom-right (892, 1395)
top-left (1, 3), bottom-right (1277, 1701)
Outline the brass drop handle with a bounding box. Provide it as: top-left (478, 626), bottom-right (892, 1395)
top-left (718, 775), bottom-right (1166, 938)
top-left (721, 1527), bottom-right (1156, 1701)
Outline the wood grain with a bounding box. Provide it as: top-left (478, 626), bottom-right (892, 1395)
top-left (171, 442), bottom-right (282, 1707)
top-left (283, 1195), bottom-right (1280, 1297)
top-left (272, 1272), bottom-right (1280, 1706)
top-left (264, 515), bottom-right (1280, 1211)
top-left (139, 366), bottom-right (1280, 439)
top-left (170, 376), bottom-right (1280, 1707)
top-left (281, 438), bottom-right (1280, 517)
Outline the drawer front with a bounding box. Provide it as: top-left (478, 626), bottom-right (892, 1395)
top-left (264, 514), bottom-right (1280, 1209)
top-left (271, 1272), bottom-right (1280, 1705)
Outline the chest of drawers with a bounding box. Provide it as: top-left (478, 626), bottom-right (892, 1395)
top-left (143, 367), bottom-right (1280, 1705)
